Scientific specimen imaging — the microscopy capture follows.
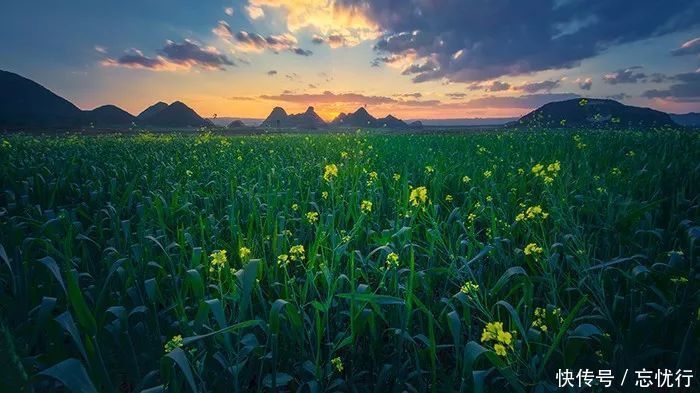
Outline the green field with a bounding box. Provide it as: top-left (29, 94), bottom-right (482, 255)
top-left (1, 130), bottom-right (698, 392)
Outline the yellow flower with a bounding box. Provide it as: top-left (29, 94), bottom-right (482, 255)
top-left (670, 276), bottom-right (688, 284)
top-left (393, 173), bottom-right (401, 181)
top-left (322, 191), bottom-right (328, 200)
top-left (483, 170), bottom-right (492, 178)
top-left (409, 186), bottom-right (429, 207)
top-left (515, 213), bottom-right (526, 222)
top-left (340, 151), bottom-right (348, 159)
top-left (209, 250), bottom-right (228, 272)
top-left (289, 245), bottom-right (305, 261)
top-left (331, 357), bottom-right (344, 373)
top-left (486, 195), bottom-right (493, 202)
top-left (291, 203), bottom-right (299, 211)
top-left (323, 164), bottom-right (338, 182)
top-left (386, 252), bottom-right (399, 268)
top-left (239, 247), bottom-right (251, 260)
top-left (611, 167), bottom-right (621, 176)
top-left (467, 213), bottom-right (477, 222)
top-left (425, 165), bottom-right (434, 174)
top-left (462, 175), bottom-right (471, 184)
top-left (277, 254), bottom-right (289, 267)
top-left (360, 200), bottom-right (373, 214)
top-left (164, 335), bottom-right (184, 353)
top-left (445, 194), bottom-right (453, 202)
top-left (367, 171), bottom-right (378, 186)
top-left (460, 281), bottom-right (479, 297)
top-left (531, 163), bottom-right (545, 175)
top-left (186, 170), bottom-right (193, 177)
top-left (306, 211), bottom-right (319, 224)
top-left (494, 343), bottom-right (507, 356)
top-left (524, 243), bottom-right (543, 256)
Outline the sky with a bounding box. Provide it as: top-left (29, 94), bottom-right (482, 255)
top-left (1, 0), bottom-right (700, 121)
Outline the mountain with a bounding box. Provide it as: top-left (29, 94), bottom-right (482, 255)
top-left (376, 114), bottom-right (407, 128)
top-left (210, 116), bottom-right (264, 127)
top-left (262, 106), bottom-right (326, 128)
top-left (670, 112), bottom-right (700, 127)
top-left (137, 101), bottom-right (168, 122)
top-left (0, 69), bottom-right (83, 127)
top-left (330, 107), bottom-right (409, 128)
top-left (409, 117), bottom-right (518, 126)
top-left (332, 107), bottom-right (376, 127)
top-left (513, 98), bottom-right (677, 128)
top-left (409, 121), bottom-right (423, 129)
top-left (139, 101), bottom-right (212, 127)
top-left (227, 120), bottom-right (246, 128)
top-left (84, 104), bottom-right (135, 126)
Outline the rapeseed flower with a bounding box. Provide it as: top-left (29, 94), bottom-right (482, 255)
top-left (289, 245), bottom-right (305, 261)
top-left (360, 200), bottom-right (373, 214)
top-left (386, 252), bottom-right (399, 268)
top-left (209, 250), bottom-right (228, 273)
top-left (164, 335), bottom-right (183, 353)
top-left (524, 243), bottom-right (543, 256)
top-left (306, 211), bottom-right (319, 224)
top-left (331, 357), bottom-right (344, 373)
top-left (239, 247), bottom-right (251, 260)
top-left (409, 186), bottom-right (429, 207)
top-left (323, 164), bottom-right (338, 182)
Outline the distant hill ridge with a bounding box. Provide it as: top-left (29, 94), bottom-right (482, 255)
top-left (0, 70), bottom-right (211, 129)
top-left (261, 106), bottom-right (326, 129)
top-left (1, 70), bottom-right (696, 130)
top-left (512, 98), bottom-right (677, 128)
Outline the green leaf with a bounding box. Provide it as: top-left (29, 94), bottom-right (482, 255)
top-left (38, 358), bottom-right (97, 393)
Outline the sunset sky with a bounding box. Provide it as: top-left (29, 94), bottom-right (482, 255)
top-left (2, 1), bottom-right (699, 120)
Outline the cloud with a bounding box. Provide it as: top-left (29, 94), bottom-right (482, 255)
top-left (642, 71), bottom-right (700, 102)
top-left (248, 0), bottom-right (379, 47)
top-left (228, 96), bottom-right (256, 101)
top-left (310, 33), bottom-right (357, 48)
top-left (446, 92), bottom-right (467, 99)
top-left (267, 70), bottom-right (278, 76)
top-left (607, 93), bottom-right (630, 100)
top-left (159, 39), bottom-right (235, 70)
top-left (603, 67), bottom-right (647, 84)
top-left (516, 80), bottom-right (560, 93)
top-left (225, 28), bottom-right (312, 56)
top-left (246, 5), bottom-right (264, 19)
top-left (94, 45), bottom-right (107, 54)
top-left (345, 0), bottom-right (700, 83)
top-left (671, 37), bottom-right (700, 56)
top-left (576, 77), bottom-right (593, 90)
top-left (463, 81), bottom-right (511, 92)
top-left (260, 90), bottom-right (396, 105)
top-left (460, 93), bottom-right (580, 109)
top-left (394, 92), bottom-right (422, 98)
top-left (101, 40), bottom-right (234, 71)
top-left (224, 7), bottom-right (234, 16)
top-left (487, 81), bottom-right (511, 92)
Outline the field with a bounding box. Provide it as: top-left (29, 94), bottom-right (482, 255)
top-left (0, 130), bottom-right (699, 392)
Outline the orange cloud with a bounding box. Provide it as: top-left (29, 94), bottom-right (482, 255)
top-left (249, 0), bottom-right (379, 47)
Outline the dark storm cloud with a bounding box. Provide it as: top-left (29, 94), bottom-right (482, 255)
top-left (160, 40), bottom-right (235, 69)
top-left (642, 71), bottom-right (700, 102)
top-left (603, 67), bottom-right (647, 84)
top-left (671, 37), bottom-right (700, 56)
top-left (338, 0), bottom-right (700, 83)
top-left (463, 81), bottom-right (511, 92)
top-left (516, 80), bottom-right (560, 93)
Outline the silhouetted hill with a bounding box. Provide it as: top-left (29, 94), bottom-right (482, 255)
top-left (513, 98), bottom-right (676, 128)
top-left (376, 114), bottom-right (407, 128)
top-left (262, 106), bottom-right (326, 129)
top-left (331, 107), bottom-right (409, 128)
top-left (137, 102), bottom-right (168, 122)
top-left (0, 69), bottom-right (83, 127)
top-left (84, 105), bottom-right (135, 126)
top-left (332, 107), bottom-right (376, 127)
top-left (140, 101), bottom-right (212, 127)
top-left (671, 112), bottom-right (700, 127)
top-left (227, 120), bottom-right (246, 128)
